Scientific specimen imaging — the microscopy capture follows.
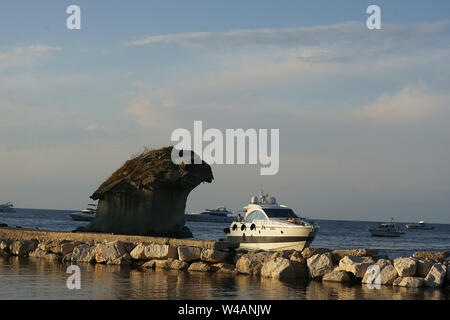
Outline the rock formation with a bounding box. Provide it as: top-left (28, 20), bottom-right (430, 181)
top-left (83, 147), bottom-right (213, 237)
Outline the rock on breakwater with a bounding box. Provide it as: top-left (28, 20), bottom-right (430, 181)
top-left (1, 227), bottom-right (449, 290)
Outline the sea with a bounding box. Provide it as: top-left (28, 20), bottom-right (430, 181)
top-left (0, 208), bottom-right (449, 300)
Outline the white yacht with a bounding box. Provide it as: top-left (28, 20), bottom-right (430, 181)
top-left (222, 191), bottom-right (319, 251)
top-left (405, 220), bottom-right (434, 230)
top-left (0, 202), bottom-right (15, 213)
top-left (81, 204), bottom-right (97, 214)
top-left (69, 204), bottom-right (97, 221)
top-left (185, 206), bottom-right (235, 223)
top-left (369, 218), bottom-right (404, 237)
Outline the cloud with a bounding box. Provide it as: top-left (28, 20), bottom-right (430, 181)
top-left (122, 22), bottom-right (372, 48)
top-left (84, 124), bottom-right (104, 132)
top-left (120, 92), bottom-right (182, 131)
top-left (125, 20), bottom-right (450, 57)
top-left (11, 45), bottom-right (62, 56)
top-left (340, 84), bottom-right (450, 125)
top-left (122, 20), bottom-right (450, 128)
top-left (0, 45), bottom-right (62, 68)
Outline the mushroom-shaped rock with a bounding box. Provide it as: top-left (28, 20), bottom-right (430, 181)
top-left (84, 147), bottom-right (214, 237)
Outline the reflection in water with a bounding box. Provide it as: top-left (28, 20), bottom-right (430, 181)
top-left (0, 257), bottom-right (448, 300)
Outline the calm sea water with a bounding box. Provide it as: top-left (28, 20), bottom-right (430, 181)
top-left (0, 208), bottom-right (449, 300)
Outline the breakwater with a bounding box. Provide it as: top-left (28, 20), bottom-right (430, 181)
top-left (0, 227), bottom-right (448, 290)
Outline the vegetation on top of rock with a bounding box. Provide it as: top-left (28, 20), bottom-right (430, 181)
top-left (91, 146), bottom-right (214, 200)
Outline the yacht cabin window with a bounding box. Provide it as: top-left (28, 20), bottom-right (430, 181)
top-left (244, 211), bottom-right (267, 222)
top-left (263, 209), bottom-right (298, 218)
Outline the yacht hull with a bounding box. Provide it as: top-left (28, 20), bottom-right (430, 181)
top-left (226, 237), bottom-right (314, 251)
top-left (226, 223), bottom-right (317, 251)
top-left (405, 224), bottom-right (433, 230)
top-left (369, 230), bottom-right (403, 237)
top-left (69, 212), bottom-right (95, 222)
top-left (0, 203), bottom-right (15, 213)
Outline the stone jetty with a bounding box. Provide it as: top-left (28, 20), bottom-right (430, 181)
top-left (1, 226), bottom-right (449, 289)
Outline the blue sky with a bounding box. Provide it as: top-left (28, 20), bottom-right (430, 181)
top-left (1, 1), bottom-right (450, 223)
top-left (2, 1), bottom-right (450, 42)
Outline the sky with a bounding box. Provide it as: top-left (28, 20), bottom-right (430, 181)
top-left (1, 1), bottom-right (450, 223)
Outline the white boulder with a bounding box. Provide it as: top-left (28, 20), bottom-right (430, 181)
top-left (393, 276), bottom-right (423, 288)
top-left (301, 248), bottom-right (330, 259)
top-left (393, 257), bottom-right (417, 277)
top-left (145, 244), bottom-right (178, 260)
top-left (0, 239), bottom-right (11, 251)
top-left (214, 262), bottom-right (236, 273)
top-left (130, 243), bottom-right (148, 260)
top-left (9, 239), bottom-right (38, 256)
top-left (29, 248), bottom-right (59, 260)
top-left (143, 259), bottom-right (172, 269)
top-left (61, 241), bottom-right (82, 256)
top-left (169, 259), bottom-right (189, 270)
top-left (322, 270), bottom-right (352, 283)
top-left (72, 244), bottom-right (96, 263)
top-left (107, 252), bottom-right (132, 265)
top-left (235, 252), bottom-right (271, 276)
top-left (338, 255), bottom-right (374, 278)
top-left (177, 246), bottom-right (201, 262)
top-left (362, 263), bottom-right (398, 285)
top-left (307, 252), bottom-right (333, 279)
top-left (261, 257), bottom-right (298, 279)
top-left (424, 263), bottom-right (447, 287)
top-left (94, 241), bottom-right (129, 263)
top-left (200, 248), bottom-right (228, 263)
top-left (188, 261), bottom-right (215, 272)
top-left (416, 259), bottom-right (435, 277)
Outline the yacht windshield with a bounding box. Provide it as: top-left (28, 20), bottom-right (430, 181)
top-left (263, 209), bottom-right (298, 218)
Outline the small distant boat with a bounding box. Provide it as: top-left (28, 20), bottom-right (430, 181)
top-left (185, 206), bottom-right (235, 223)
top-left (405, 220), bottom-right (434, 230)
top-left (69, 204), bottom-right (96, 221)
top-left (369, 218), bottom-right (404, 237)
top-left (0, 202), bottom-right (15, 213)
